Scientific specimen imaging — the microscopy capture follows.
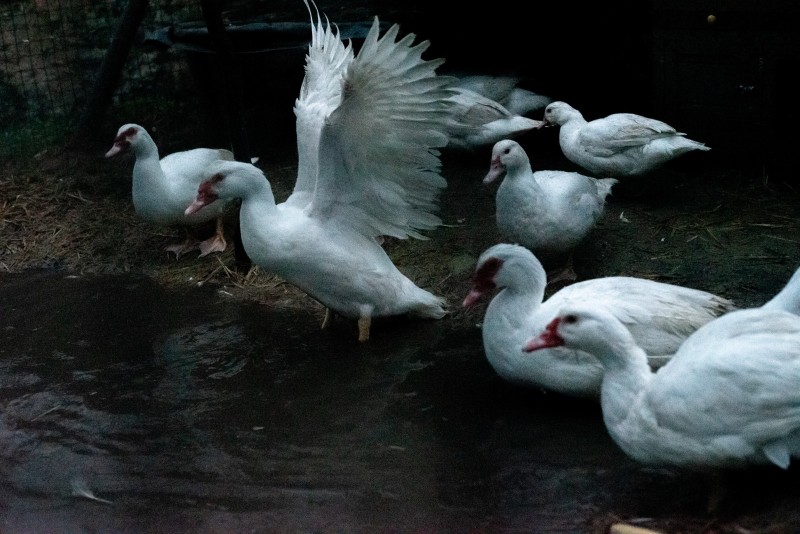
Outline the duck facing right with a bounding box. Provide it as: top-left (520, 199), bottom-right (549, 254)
top-left (541, 100), bottom-right (711, 178)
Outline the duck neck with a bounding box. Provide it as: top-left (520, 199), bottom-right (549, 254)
top-left (239, 177), bottom-right (277, 218)
top-left (487, 282), bottom-right (543, 326)
top-left (559, 114), bottom-right (587, 146)
top-left (505, 277), bottom-right (545, 306)
top-left (131, 132), bottom-right (163, 186)
top-left (598, 340), bottom-right (653, 430)
top-left (508, 160), bottom-right (534, 182)
top-left (493, 260), bottom-right (547, 312)
top-left (763, 268), bottom-right (800, 315)
top-left (132, 129), bottom-right (159, 161)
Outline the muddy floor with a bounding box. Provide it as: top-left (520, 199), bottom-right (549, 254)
top-left (3, 127), bottom-right (800, 533)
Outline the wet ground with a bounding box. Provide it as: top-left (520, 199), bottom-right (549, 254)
top-left (0, 269), bottom-right (625, 533)
top-left (4, 133), bottom-right (800, 532)
top-left (4, 268), bottom-right (800, 534)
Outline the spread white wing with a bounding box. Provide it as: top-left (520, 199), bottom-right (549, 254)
top-left (287, 0), bottom-right (355, 207)
top-left (305, 17), bottom-right (457, 240)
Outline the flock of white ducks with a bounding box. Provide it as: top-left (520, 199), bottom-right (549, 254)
top-left (104, 1), bottom-right (800, 510)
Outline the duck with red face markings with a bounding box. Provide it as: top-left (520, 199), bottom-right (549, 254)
top-left (522, 273), bottom-right (800, 511)
top-left (464, 243), bottom-right (736, 398)
top-left (185, 8), bottom-right (458, 342)
top-left (105, 123), bottom-right (235, 259)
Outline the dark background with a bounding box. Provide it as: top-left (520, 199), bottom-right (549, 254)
top-left (163, 0), bottom-right (800, 177)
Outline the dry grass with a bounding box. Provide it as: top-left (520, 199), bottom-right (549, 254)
top-left (0, 145), bottom-right (483, 324)
top-left (5, 146), bottom-right (800, 315)
top-left (1, 147), bottom-right (303, 303)
top-left (4, 145), bottom-right (800, 317)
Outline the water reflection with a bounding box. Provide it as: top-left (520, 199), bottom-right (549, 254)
top-left (0, 270), bottom-right (721, 532)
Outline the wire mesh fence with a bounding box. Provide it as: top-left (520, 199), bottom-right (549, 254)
top-left (0, 0), bottom-right (424, 162)
top-left (0, 0), bottom-right (223, 160)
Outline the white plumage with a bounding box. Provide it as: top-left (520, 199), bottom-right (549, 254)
top-left (542, 100), bottom-right (710, 178)
top-left (452, 74), bottom-right (552, 116)
top-left (483, 139), bottom-right (617, 283)
top-left (523, 265), bottom-right (800, 471)
top-left (105, 123), bottom-right (233, 258)
top-left (444, 87), bottom-right (545, 150)
top-left (186, 10), bottom-right (455, 341)
top-left (465, 243), bottom-right (737, 398)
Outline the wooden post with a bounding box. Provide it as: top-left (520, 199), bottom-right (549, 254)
top-left (199, 0), bottom-right (252, 269)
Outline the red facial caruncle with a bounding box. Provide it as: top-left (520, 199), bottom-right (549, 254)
top-left (523, 316), bottom-right (565, 352)
top-left (463, 257), bottom-right (503, 308)
top-left (105, 126), bottom-right (137, 158)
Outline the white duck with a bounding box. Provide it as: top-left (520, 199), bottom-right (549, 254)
top-left (762, 265), bottom-right (800, 316)
top-left (483, 139), bottom-right (617, 283)
top-left (282, 5), bottom-right (531, 154)
top-left (523, 282), bottom-right (800, 473)
top-left (464, 243), bottom-right (737, 398)
top-left (186, 13), bottom-right (454, 342)
top-left (105, 123), bottom-right (233, 258)
top-left (452, 74), bottom-right (552, 116)
top-left (444, 88), bottom-right (544, 150)
top-left (541, 101), bottom-right (711, 177)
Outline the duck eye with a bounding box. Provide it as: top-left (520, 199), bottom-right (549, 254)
top-left (563, 314), bottom-right (578, 324)
top-left (503, 148), bottom-right (510, 154)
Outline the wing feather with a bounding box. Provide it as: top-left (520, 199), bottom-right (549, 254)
top-left (288, 0), bottom-right (355, 206)
top-left (648, 312), bottom-right (800, 445)
top-left (307, 17), bottom-right (457, 240)
top-left (581, 113), bottom-right (686, 154)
